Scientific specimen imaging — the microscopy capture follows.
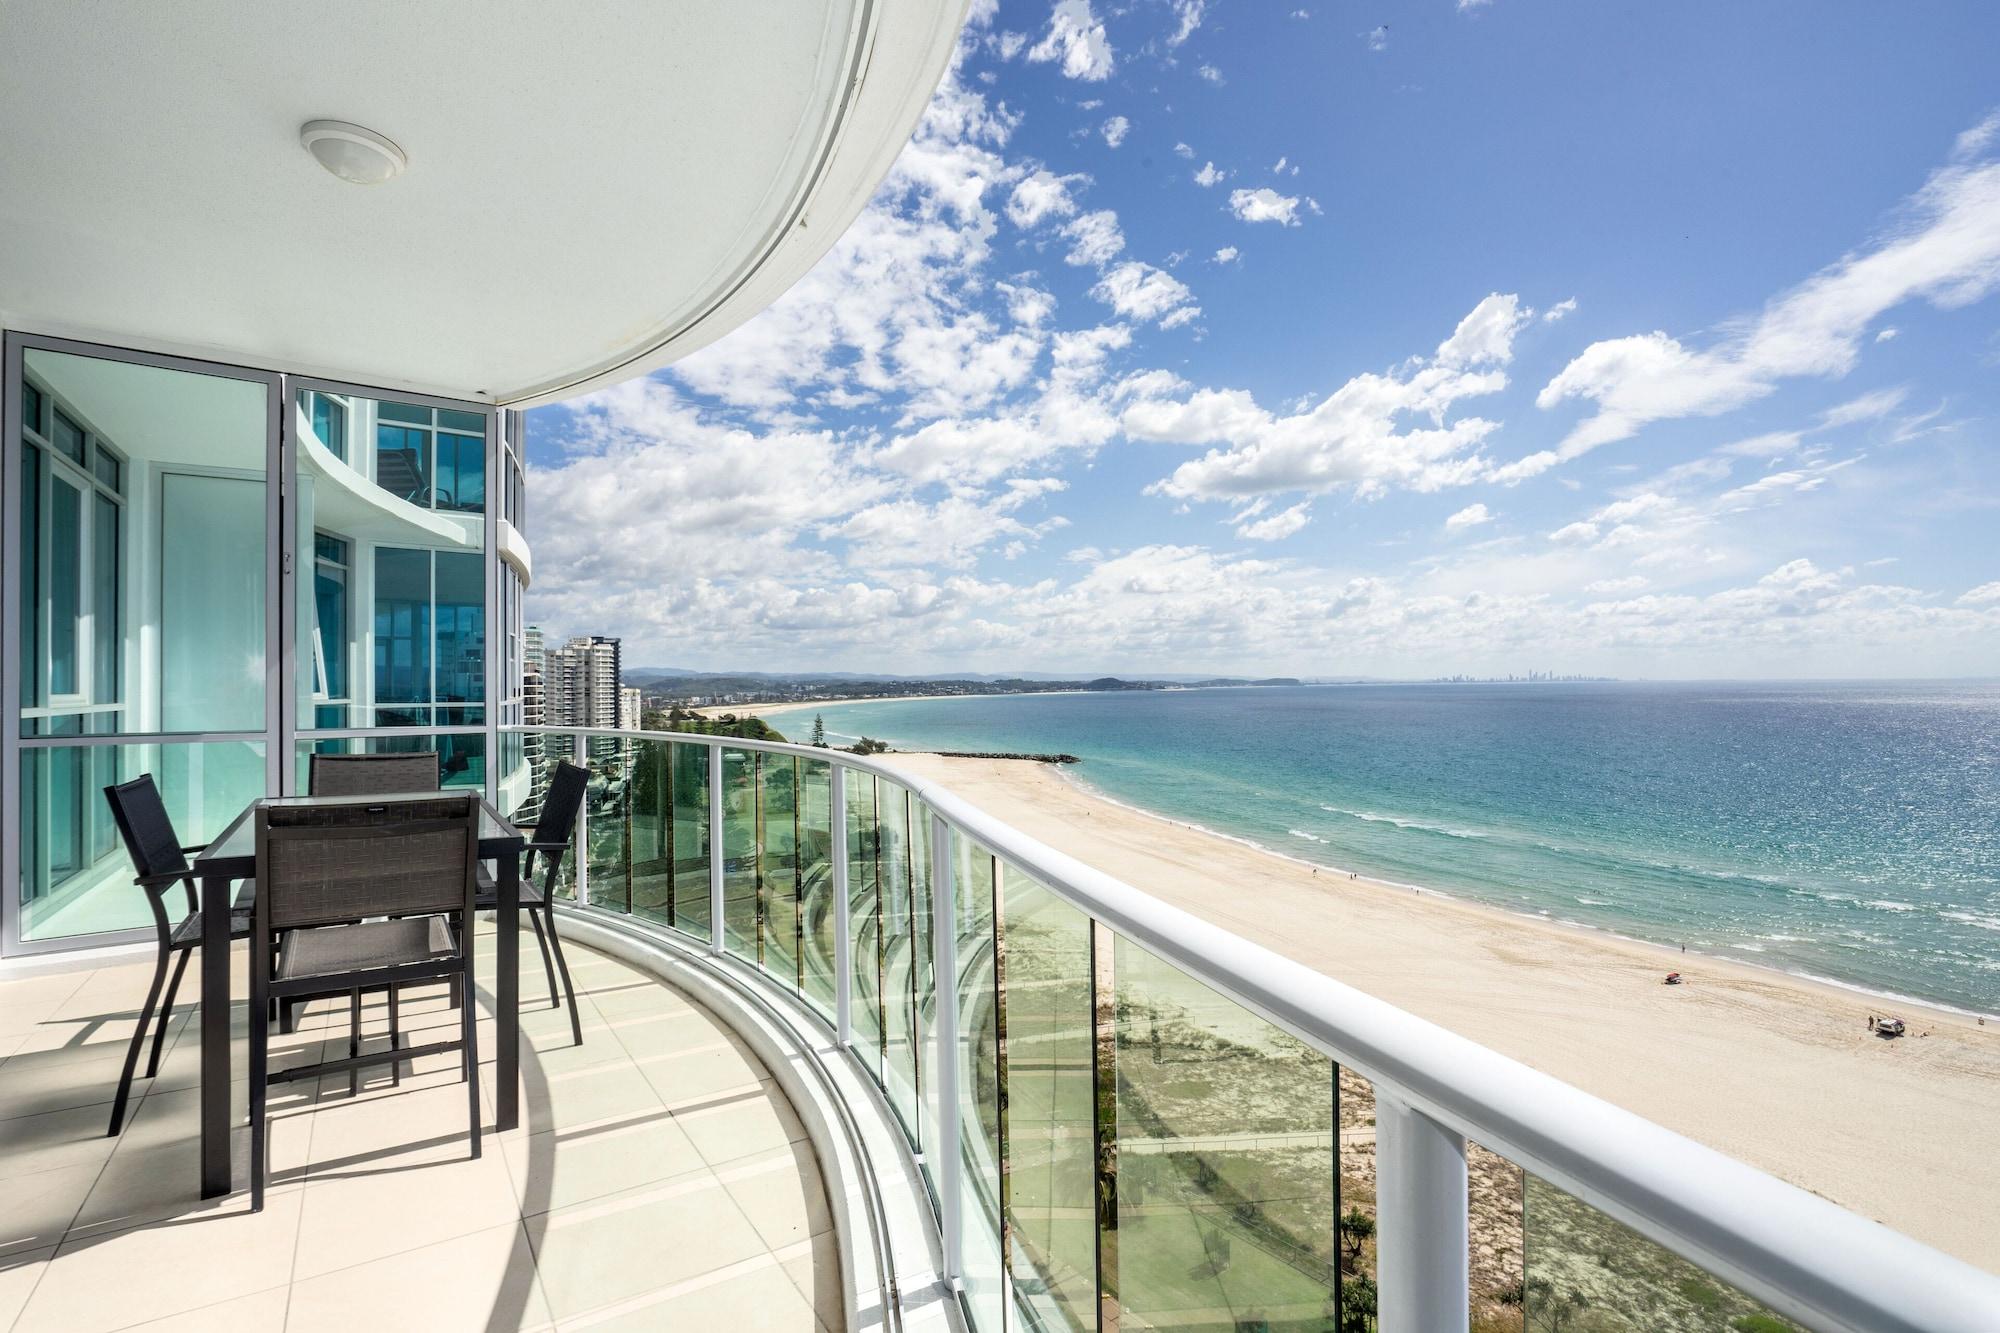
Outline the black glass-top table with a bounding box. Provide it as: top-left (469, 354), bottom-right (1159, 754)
top-left (189, 792), bottom-right (527, 1198)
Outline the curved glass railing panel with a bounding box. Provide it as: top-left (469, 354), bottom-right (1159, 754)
top-left (1110, 934), bottom-right (1339, 1333)
top-left (999, 865), bottom-right (1098, 1333)
top-left (514, 727), bottom-right (2000, 1333)
top-left (670, 741), bottom-right (711, 934)
top-left (847, 769), bottom-right (885, 1083)
top-left (720, 747), bottom-right (759, 960)
top-left (955, 837), bottom-right (1007, 1333)
top-left (627, 739), bottom-right (671, 928)
top-left (879, 780), bottom-right (923, 1147)
top-left (798, 757), bottom-right (837, 1019)
top-left (761, 752), bottom-right (800, 990)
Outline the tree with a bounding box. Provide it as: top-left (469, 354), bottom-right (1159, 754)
top-left (1337, 1273), bottom-right (1377, 1333)
top-left (1525, 1278), bottom-right (1588, 1333)
top-left (810, 713), bottom-right (828, 747)
top-left (1338, 1208), bottom-right (1375, 1274)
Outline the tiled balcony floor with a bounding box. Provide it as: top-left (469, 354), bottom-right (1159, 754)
top-left (0, 927), bottom-right (840, 1332)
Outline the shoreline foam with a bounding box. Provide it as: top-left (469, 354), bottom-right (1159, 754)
top-left (1047, 761), bottom-right (1999, 1026)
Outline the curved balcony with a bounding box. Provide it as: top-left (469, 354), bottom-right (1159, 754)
top-left (518, 725), bottom-right (2000, 1333)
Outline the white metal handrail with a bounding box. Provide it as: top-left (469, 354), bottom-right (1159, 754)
top-left (516, 725), bottom-right (2000, 1332)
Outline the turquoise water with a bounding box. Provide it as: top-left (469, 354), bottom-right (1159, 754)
top-left (798, 682), bottom-right (2000, 1015)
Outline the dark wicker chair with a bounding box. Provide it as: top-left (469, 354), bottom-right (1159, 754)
top-left (249, 793), bottom-right (483, 1210)
top-left (481, 761), bottom-right (589, 1045)
top-left (307, 750), bottom-right (442, 797)
top-left (99, 775), bottom-right (254, 1137)
top-left (306, 750), bottom-right (583, 1039)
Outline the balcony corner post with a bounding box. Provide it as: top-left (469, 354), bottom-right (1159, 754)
top-left (1375, 1095), bottom-right (1468, 1333)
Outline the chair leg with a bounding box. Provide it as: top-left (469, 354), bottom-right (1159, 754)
top-left (348, 990), bottom-right (361, 1097)
top-left (540, 907), bottom-right (584, 1046)
top-left (108, 938), bottom-right (172, 1137)
top-left (146, 947), bottom-right (191, 1079)
top-left (527, 907), bottom-right (559, 1010)
top-left (249, 981), bottom-right (270, 1213)
top-left (389, 984), bottom-right (402, 1088)
top-left (461, 966), bottom-right (482, 1160)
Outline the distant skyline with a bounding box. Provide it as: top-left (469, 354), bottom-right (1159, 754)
top-left (525, 1), bottom-right (2000, 679)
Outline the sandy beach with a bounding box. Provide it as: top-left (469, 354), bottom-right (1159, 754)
top-left (880, 751), bottom-right (2000, 1274)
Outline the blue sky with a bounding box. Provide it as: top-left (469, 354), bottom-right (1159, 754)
top-left (525, 0), bottom-right (2000, 678)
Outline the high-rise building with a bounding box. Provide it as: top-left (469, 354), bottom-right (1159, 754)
top-left (619, 686), bottom-right (643, 731)
top-left (541, 635), bottom-right (622, 728)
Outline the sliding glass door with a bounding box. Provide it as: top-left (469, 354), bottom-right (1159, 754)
top-left (5, 337), bottom-right (279, 950)
top-left (286, 378), bottom-right (496, 796)
top-left (3, 338), bottom-right (509, 957)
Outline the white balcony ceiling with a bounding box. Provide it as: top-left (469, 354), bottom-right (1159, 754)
top-left (0, 1), bottom-right (963, 406)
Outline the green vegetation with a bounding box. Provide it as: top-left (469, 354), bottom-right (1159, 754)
top-left (1338, 1208), bottom-right (1375, 1273)
top-left (849, 736), bottom-right (890, 754)
top-left (1731, 1318), bottom-right (1796, 1333)
top-left (809, 713), bottom-right (827, 747)
top-left (644, 705), bottom-right (787, 743)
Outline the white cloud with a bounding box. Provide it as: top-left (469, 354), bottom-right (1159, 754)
top-left (1062, 209), bottom-right (1125, 267)
top-left (1228, 187), bottom-right (1302, 226)
top-left (1436, 293), bottom-right (1531, 368)
top-left (1028, 0), bottom-right (1115, 81)
top-left (993, 30), bottom-right (1028, 60)
top-left (1817, 385), bottom-right (1907, 428)
top-left (1365, 25), bottom-right (1390, 51)
top-left (1090, 261), bottom-right (1199, 326)
top-left (1458, 0), bottom-right (1493, 10)
top-left (1875, 326), bottom-right (1899, 342)
top-left (1236, 501), bottom-right (1313, 541)
top-left (1007, 169), bottom-right (1082, 228)
top-left (1194, 161), bottom-right (1225, 188)
top-left (1535, 120), bottom-right (2000, 467)
top-left (1166, 0), bottom-right (1205, 47)
top-left (1135, 294), bottom-right (1525, 503)
top-left (1444, 502), bottom-right (1493, 532)
top-left (1197, 63), bottom-right (1224, 84)
top-left (1101, 115), bottom-right (1131, 148)
top-left (1959, 581), bottom-right (2000, 606)
top-left (1173, 141), bottom-right (1194, 159)
top-left (1541, 297), bottom-right (1577, 323)
top-left (1953, 109), bottom-right (2000, 162)
top-left (1212, 246), bottom-right (1240, 264)
top-left (1585, 576), bottom-right (1649, 594)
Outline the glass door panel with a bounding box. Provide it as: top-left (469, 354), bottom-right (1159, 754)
top-left (160, 474), bottom-right (265, 733)
top-left (10, 341), bottom-right (274, 950)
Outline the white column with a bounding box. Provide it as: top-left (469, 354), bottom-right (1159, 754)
top-left (831, 764), bottom-right (852, 1045)
top-left (708, 743), bottom-right (725, 955)
top-left (930, 811), bottom-right (961, 1283)
top-left (1375, 1096), bottom-right (1469, 1333)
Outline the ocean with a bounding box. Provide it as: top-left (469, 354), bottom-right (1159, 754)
top-left (794, 681), bottom-right (2000, 1016)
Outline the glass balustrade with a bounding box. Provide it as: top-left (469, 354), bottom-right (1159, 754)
top-left (511, 727), bottom-right (1880, 1333)
top-left (1522, 1173), bottom-right (1798, 1332)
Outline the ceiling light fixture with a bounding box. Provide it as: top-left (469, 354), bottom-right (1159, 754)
top-left (299, 120), bottom-right (407, 185)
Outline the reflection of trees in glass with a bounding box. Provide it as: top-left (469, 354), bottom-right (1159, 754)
top-left (1112, 944), bottom-right (1336, 1331)
top-left (1521, 1174), bottom-right (1801, 1332)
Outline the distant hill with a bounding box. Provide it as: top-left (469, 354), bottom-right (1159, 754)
top-left (623, 671), bottom-right (1307, 699)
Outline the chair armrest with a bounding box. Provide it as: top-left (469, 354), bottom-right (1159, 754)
top-left (179, 842), bottom-right (210, 855)
top-left (525, 839), bottom-right (569, 855)
top-left (135, 870), bottom-right (196, 890)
